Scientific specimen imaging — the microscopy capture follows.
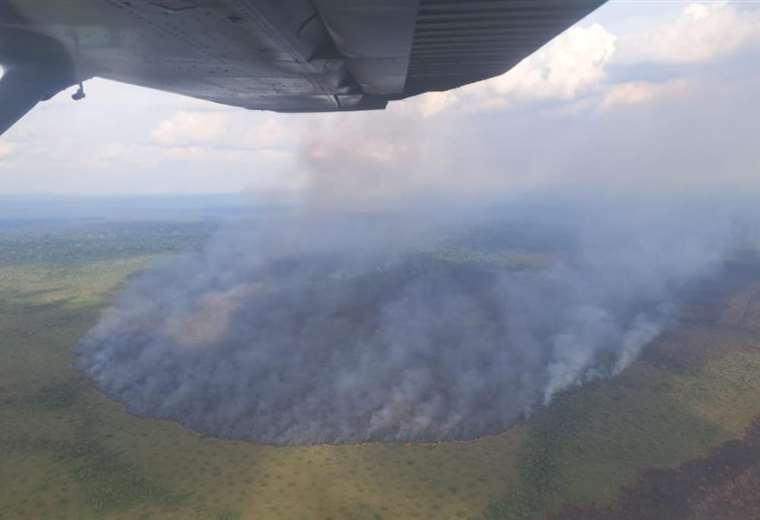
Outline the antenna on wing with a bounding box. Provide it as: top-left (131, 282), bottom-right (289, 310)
top-left (72, 82), bottom-right (86, 101)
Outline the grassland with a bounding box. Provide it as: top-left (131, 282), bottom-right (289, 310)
top-left (1, 222), bottom-right (760, 519)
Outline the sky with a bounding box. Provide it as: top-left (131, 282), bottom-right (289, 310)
top-left (0, 0), bottom-right (759, 197)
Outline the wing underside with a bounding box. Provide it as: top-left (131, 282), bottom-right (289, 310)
top-left (0, 0), bottom-right (606, 135)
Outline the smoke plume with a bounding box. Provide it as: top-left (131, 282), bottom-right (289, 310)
top-left (75, 80), bottom-right (760, 444)
top-left (74, 189), bottom-right (751, 444)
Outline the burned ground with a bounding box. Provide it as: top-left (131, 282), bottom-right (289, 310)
top-left (553, 418), bottom-right (760, 520)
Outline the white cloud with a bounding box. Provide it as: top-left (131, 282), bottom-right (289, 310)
top-left (0, 141), bottom-right (15, 160)
top-left (464, 23), bottom-right (616, 107)
top-left (150, 110), bottom-right (296, 151)
top-left (404, 2), bottom-right (760, 117)
top-left (600, 79), bottom-right (692, 110)
top-left (80, 143), bottom-right (162, 169)
top-left (401, 91), bottom-right (457, 118)
top-left (151, 111), bottom-right (229, 146)
top-left (402, 1), bottom-right (760, 118)
top-left (406, 23), bottom-right (617, 114)
top-left (618, 1), bottom-right (760, 64)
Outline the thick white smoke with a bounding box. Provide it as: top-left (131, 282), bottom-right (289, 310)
top-left (74, 67), bottom-right (760, 444)
top-left (74, 195), bottom-right (748, 444)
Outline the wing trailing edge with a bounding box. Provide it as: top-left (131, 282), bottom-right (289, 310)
top-left (0, 0), bottom-right (608, 136)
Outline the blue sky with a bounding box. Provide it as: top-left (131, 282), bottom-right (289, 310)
top-left (0, 0), bottom-right (759, 197)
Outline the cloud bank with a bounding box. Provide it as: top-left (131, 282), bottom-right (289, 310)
top-left (616, 1), bottom-right (760, 65)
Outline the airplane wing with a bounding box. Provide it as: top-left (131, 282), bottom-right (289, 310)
top-left (0, 0), bottom-right (606, 135)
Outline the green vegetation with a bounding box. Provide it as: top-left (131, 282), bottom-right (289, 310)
top-left (0, 220), bottom-right (213, 267)
top-left (484, 323), bottom-right (760, 519)
top-left (1, 220), bottom-right (760, 519)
